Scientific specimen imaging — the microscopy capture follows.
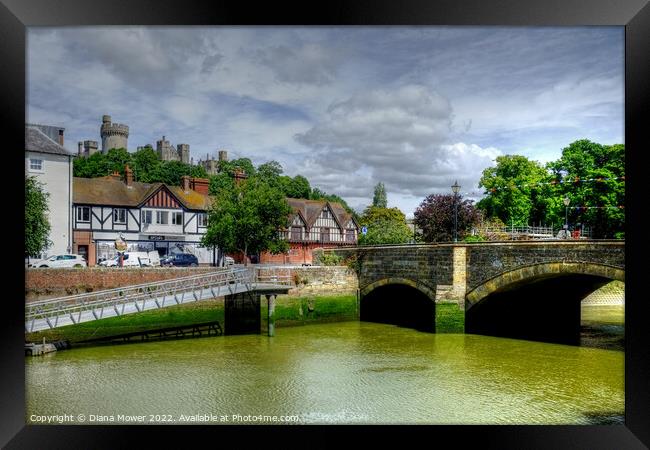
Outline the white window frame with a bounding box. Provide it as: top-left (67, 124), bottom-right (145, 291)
top-left (172, 212), bottom-right (183, 225)
top-left (113, 208), bottom-right (127, 224)
top-left (156, 210), bottom-right (169, 225)
top-left (77, 206), bottom-right (90, 222)
top-left (197, 213), bottom-right (208, 227)
top-left (141, 210), bottom-right (152, 224)
top-left (29, 158), bottom-right (43, 171)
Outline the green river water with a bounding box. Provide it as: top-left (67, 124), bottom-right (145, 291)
top-left (26, 305), bottom-right (624, 425)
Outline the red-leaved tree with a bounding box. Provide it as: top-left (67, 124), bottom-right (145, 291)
top-left (414, 194), bottom-right (481, 243)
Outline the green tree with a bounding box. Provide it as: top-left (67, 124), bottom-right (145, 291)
top-left (547, 140), bottom-right (624, 238)
top-left (358, 206), bottom-right (412, 245)
top-left (224, 157), bottom-right (256, 177)
top-left (155, 160), bottom-right (207, 186)
top-left (201, 176), bottom-right (292, 264)
top-left (257, 160), bottom-right (283, 179)
top-left (208, 171), bottom-right (235, 196)
top-left (477, 155), bottom-right (549, 227)
top-left (131, 147), bottom-right (161, 182)
top-left (25, 177), bottom-right (51, 258)
top-left (372, 182), bottom-right (388, 208)
top-left (286, 175), bottom-right (311, 199)
top-left (106, 148), bottom-right (132, 175)
top-left (73, 151), bottom-right (113, 178)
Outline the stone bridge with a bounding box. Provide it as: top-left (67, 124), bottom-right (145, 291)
top-left (323, 241), bottom-right (624, 344)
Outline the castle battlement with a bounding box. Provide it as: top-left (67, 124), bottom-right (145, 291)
top-left (100, 123), bottom-right (130, 136)
top-left (100, 114), bottom-right (129, 152)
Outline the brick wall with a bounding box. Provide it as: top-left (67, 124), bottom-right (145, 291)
top-left (25, 267), bottom-right (217, 300)
top-left (26, 266), bottom-right (358, 301)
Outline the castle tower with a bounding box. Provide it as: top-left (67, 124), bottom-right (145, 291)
top-left (84, 140), bottom-right (99, 156)
top-left (100, 115), bottom-right (129, 153)
top-left (177, 144), bottom-right (190, 164)
top-left (76, 140), bottom-right (99, 157)
top-left (218, 150), bottom-right (228, 162)
top-left (156, 135), bottom-right (178, 161)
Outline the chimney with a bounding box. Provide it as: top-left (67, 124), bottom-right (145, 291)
top-left (124, 165), bottom-right (133, 186)
top-left (78, 141), bottom-right (83, 156)
top-left (233, 168), bottom-right (247, 186)
top-left (58, 129), bottom-right (64, 146)
top-left (190, 177), bottom-right (209, 195)
top-left (181, 175), bottom-right (190, 192)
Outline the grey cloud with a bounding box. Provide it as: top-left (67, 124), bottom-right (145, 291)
top-left (33, 28), bottom-right (215, 92)
top-left (201, 53), bottom-right (224, 73)
top-left (255, 44), bottom-right (344, 85)
top-left (293, 85), bottom-right (500, 209)
top-left (295, 84), bottom-right (453, 181)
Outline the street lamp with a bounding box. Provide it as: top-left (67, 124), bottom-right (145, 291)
top-left (451, 181), bottom-right (461, 243)
top-left (563, 196), bottom-right (570, 232)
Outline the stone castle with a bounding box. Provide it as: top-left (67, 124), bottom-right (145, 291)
top-left (77, 115), bottom-right (229, 171)
top-left (77, 115), bottom-right (129, 157)
top-left (155, 135), bottom-right (190, 164)
top-left (197, 150), bottom-right (229, 175)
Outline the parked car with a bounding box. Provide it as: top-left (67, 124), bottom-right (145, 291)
top-left (224, 256), bottom-right (235, 266)
top-left (98, 251), bottom-right (160, 267)
top-left (28, 254), bottom-right (87, 268)
top-left (161, 253), bottom-right (199, 267)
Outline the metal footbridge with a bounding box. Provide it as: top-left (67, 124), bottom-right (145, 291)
top-left (26, 266), bottom-right (292, 333)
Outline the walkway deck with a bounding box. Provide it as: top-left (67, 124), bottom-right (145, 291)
top-left (26, 267), bottom-right (291, 333)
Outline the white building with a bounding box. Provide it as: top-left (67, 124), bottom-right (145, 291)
top-left (25, 125), bottom-right (75, 258)
top-left (72, 167), bottom-right (219, 265)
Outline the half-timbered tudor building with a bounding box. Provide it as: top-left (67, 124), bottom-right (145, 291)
top-left (259, 198), bottom-right (359, 265)
top-left (72, 167), bottom-right (216, 265)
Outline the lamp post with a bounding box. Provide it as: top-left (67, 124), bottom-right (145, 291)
top-left (451, 181), bottom-right (461, 243)
top-left (563, 196), bottom-right (570, 232)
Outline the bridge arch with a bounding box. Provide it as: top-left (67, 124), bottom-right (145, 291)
top-left (360, 278), bottom-right (436, 332)
top-left (465, 262), bottom-right (625, 345)
top-left (466, 262), bottom-right (625, 307)
top-left (361, 278), bottom-right (436, 302)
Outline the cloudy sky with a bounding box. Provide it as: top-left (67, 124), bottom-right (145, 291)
top-left (27, 27), bottom-right (624, 216)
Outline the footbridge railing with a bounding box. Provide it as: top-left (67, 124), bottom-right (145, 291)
top-left (26, 266), bottom-right (293, 333)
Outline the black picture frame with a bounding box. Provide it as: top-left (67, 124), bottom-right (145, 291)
top-left (3, 0), bottom-right (648, 448)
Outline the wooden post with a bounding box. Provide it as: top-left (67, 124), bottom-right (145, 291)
top-left (267, 294), bottom-right (276, 337)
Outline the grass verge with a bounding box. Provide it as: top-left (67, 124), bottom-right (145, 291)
top-left (436, 302), bottom-right (465, 333)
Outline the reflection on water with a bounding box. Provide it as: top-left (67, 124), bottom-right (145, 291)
top-left (27, 320), bottom-right (623, 425)
top-left (581, 304), bottom-right (625, 351)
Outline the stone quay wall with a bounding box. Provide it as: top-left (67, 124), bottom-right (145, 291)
top-left (257, 266), bottom-right (358, 297)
